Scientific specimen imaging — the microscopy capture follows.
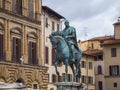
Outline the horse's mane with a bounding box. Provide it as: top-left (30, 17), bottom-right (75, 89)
top-left (51, 31), bottom-right (65, 41)
top-left (51, 31), bottom-right (63, 37)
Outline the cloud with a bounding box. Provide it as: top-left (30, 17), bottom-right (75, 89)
top-left (42, 0), bottom-right (120, 40)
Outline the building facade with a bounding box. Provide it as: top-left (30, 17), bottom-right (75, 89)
top-left (78, 36), bottom-right (113, 90)
top-left (81, 53), bottom-right (95, 90)
top-left (0, 0), bottom-right (48, 89)
top-left (103, 20), bottom-right (120, 90)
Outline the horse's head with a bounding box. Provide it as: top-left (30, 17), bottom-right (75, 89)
top-left (49, 34), bottom-right (58, 48)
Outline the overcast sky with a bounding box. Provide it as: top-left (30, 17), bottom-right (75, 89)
top-left (42, 0), bottom-right (120, 41)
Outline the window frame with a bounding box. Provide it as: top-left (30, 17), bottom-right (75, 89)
top-left (0, 34), bottom-right (4, 60)
top-left (109, 65), bottom-right (119, 76)
top-left (98, 65), bottom-right (102, 74)
top-left (45, 46), bottom-right (49, 64)
top-left (111, 48), bottom-right (117, 57)
top-left (89, 62), bottom-right (93, 69)
top-left (28, 41), bottom-right (38, 65)
top-left (12, 37), bottom-right (22, 63)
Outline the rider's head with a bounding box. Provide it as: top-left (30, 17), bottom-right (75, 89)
top-left (64, 20), bottom-right (69, 27)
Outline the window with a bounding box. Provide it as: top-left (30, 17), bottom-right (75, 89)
top-left (100, 41), bottom-right (104, 47)
top-left (113, 82), bottom-right (117, 88)
top-left (94, 55), bottom-right (103, 61)
top-left (12, 0), bottom-right (22, 15)
top-left (57, 24), bottom-right (59, 31)
top-left (76, 77), bottom-right (80, 82)
top-left (68, 74), bottom-right (72, 82)
top-left (2, 0), bottom-right (6, 9)
top-left (91, 43), bottom-right (94, 49)
top-left (81, 61), bottom-right (86, 68)
top-left (98, 65), bottom-right (102, 74)
top-left (33, 84), bottom-right (37, 89)
top-left (111, 48), bottom-right (117, 57)
top-left (89, 62), bottom-right (93, 69)
top-left (109, 65), bottom-right (119, 76)
top-left (52, 21), bottom-right (55, 30)
top-left (28, 0), bottom-right (34, 19)
top-left (58, 76), bottom-right (62, 82)
top-left (62, 73), bottom-right (65, 82)
top-left (81, 76), bottom-right (86, 83)
top-left (98, 55), bottom-right (103, 60)
top-left (32, 82), bottom-right (39, 89)
top-left (52, 74), bottom-right (57, 83)
top-left (45, 47), bottom-right (49, 64)
top-left (45, 18), bottom-right (48, 27)
top-left (28, 42), bottom-right (38, 65)
top-left (94, 56), bottom-right (97, 61)
top-left (0, 34), bottom-right (4, 60)
top-left (98, 81), bottom-right (103, 90)
top-left (88, 76), bottom-right (93, 84)
top-left (52, 48), bottom-right (56, 65)
top-left (12, 37), bottom-right (21, 63)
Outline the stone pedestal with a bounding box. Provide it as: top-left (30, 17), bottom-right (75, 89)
top-left (55, 82), bottom-right (83, 90)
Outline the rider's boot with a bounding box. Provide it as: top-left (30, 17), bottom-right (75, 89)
top-left (71, 45), bottom-right (75, 62)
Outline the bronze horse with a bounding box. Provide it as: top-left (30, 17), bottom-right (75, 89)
top-left (49, 32), bottom-right (82, 82)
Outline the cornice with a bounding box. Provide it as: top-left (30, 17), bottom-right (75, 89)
top-left (0, 9), bottom-right (41, 29)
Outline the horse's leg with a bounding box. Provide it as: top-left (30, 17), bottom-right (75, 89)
top-left (65, 59), bottom-right (69, 82)
top-left (76, 60), bottom-right (81, 78)
top-left (54, 60), bottom-right (60, 76)
top-left (70, 63), bottom-right (76, 82)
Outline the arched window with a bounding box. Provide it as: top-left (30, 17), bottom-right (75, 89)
top-left (27, 32), bottom-right (38, 65)
top-left (98, 65), bottom-right (102, 74)
top-left (10, 27), bottom-right (22, 63)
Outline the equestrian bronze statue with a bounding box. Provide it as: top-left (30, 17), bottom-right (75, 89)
top-left (49, 20), bottom-right (82, 82)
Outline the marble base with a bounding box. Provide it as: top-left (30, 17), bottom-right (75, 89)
top-left (55, 82), bottom-right (83, 90)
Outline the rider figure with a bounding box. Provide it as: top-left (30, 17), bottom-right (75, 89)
top-left (61, 20), bottom-right (78, 62)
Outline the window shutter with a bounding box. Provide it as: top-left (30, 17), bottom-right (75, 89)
top-left (0, 34), bottom-right (4, 59)
top-left (29, 42), bottom-right (32, 64)
top-left (117, 66), bottom-right (119, 75)
top-left (18, 39), bottom-right (21, 62)
top-left (52, 21), bottom-right (55, 30)
top-left (12, 37), bottom-right (16, 61)
top-left (34, 43), bottom-right (38, 64)
top-left (109, 66), bottom-right (112, 75)
top-left (45, 47), bottom-right (48, 64)
top-left (46, 18), bottom-right (48, 27)
top-left (57, 24), bottom-right (59, 31)
top-left (52, 48), bottom-right (56, 64)
top-left (32, 42), bottom-right (37, 65)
